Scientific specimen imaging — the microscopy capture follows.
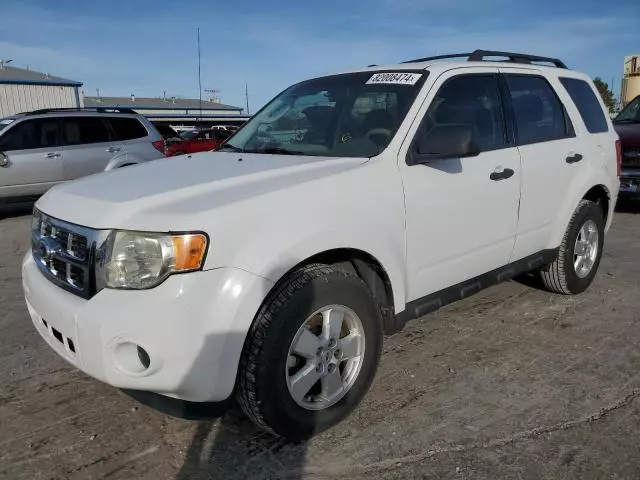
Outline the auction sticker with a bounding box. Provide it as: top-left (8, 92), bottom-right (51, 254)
top-left (366, 72), bottom-right (422, 85)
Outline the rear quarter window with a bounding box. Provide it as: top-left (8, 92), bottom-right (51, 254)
top-left (108, 117), bottom-right (149, 140)
top-left (559, 78), bottom-right (609, 134)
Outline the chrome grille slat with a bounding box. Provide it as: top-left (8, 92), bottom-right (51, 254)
top-left (32, 211), bottom-right (98, 299)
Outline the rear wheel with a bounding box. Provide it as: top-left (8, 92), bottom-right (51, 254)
top-left (540, 199), bottom-right (605, 294)
top-left (237, 264), bottom-right (383, 440)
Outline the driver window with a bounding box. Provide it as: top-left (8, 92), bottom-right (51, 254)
top-left (415, 75), bottom-right (506, 154)
top-left (0, 119), bottom-right (60, 151)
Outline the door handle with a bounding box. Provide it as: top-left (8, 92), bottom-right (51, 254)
top-left (489, 168), bottom-right (515, 181)
top-left (566, 153), bottom-right (583, 164)
top-left (106, 147), bottom-right (121, 153)
top-left (44, 152), bottom-right (61, 158)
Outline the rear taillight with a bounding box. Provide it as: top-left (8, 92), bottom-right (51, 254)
top-left (152, 140), bottom-right (166, 156)
top-left (615, 139), bottom-right (622, 177)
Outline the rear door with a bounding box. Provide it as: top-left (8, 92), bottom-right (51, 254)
top-left (0, 117), bottom-right (64, 199)
top-left (60, 116), bottom-right (124, 179)
top-left (500, 70), bottom-right (585, 259)
top-left (107, 116), bottom-right (158, 160)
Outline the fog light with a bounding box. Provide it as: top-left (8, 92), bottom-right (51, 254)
top-left (137, 345), bottom-right (151, 369)
top-left (112, 342), bottom-right (152, 375)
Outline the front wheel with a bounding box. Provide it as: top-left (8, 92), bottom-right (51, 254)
top-left (540, 199), bottom-right (605, 294)
top-left (237, 264), bottom-right (383, 440)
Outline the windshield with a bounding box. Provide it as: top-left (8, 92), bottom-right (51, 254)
top-left (615, 96), bottom-right (640, 123)
top-left (180, 130), bottom-right (198, 140)
top-left (222, 71), bottom-right (427, 157)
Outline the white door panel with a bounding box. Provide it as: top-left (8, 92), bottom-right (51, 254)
top-left (499, 70), bottom-right (587, 260)
top-left (403, 149), bottom-right (520, 298)
top-left (399, 68), bottom-right (521, 302)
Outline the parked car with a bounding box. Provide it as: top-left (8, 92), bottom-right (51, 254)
top-left (166, 128), bottom-right (230, 156)
top-left (153, 124), bottom-right (181, 147)
top-left (23, 50), bottom-right (619, 440)
top-left (0, 107), bottom-right (165, 205)
top-left (613, 95), bottom-right (640, 197)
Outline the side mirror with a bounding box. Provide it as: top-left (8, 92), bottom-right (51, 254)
top-left (0, 151), bottom-right (8, 168)
top-left (414, 124), bottom-right (480, 163)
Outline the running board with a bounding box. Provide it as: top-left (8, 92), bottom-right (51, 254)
top-left (391, 248), bottom-right (558, 333)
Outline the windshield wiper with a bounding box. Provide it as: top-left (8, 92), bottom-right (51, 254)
top-left (218, 143), bottom-right (244, 152)
top-left (613, 119), bottom-right (640, 124)
top-left (243, 147), bottom-right (302, 155)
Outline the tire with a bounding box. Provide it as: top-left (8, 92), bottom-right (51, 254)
top-left (237, 264), bottom-right (383, 440)
top-left (173, 151), bottom-right (185, 156)
top-left (540, 199), bottom-right (605, 294)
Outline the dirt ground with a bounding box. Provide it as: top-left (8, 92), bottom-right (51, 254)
top-left (1, 203), bottom-right (640, 480)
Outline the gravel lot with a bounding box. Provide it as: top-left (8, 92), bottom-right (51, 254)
top-left (1, 203), bottom-right (640, 480)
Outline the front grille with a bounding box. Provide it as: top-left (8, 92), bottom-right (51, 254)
top-left (622, 146), bottom-right (640, 167)
top-left (32, 211), bottom-right (97, 299)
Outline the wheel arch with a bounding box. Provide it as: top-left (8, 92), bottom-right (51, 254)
top-left (548, 180), bottom-right (613, 249)
top-left (261, 248), bottom-right (400, 335)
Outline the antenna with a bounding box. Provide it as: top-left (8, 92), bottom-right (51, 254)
top-left (197, 27), bottom-right (202, 125)
top-left (245, 82), bottom-right (250, 115)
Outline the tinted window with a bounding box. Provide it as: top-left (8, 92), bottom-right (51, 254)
top-left (0, 119), bottom-right (60, 151)
top-left (415, 74), bottom-right (505, 152)
top-left (61, 117), bottom-right (111, 146)
top-left (506, 75), bottom-right (570, 145)
top-left (559, 78), bottom-right (608, 133)
top-left (108, 117), bottom-right (148, 140)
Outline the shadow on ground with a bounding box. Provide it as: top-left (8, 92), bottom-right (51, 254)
top-left (615, 197), bottom-right (640, 214)
top-left (0, 202), bottom-right (34, 220)
top-left (175, 410), bottom-right (307, 480)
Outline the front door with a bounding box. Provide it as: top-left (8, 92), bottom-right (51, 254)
top-left (0, 118), bottom-right (64, 200)
top-left (399, 69), bottom-right (521, 301)
top-left (60, 116), bottom-right (124, 180)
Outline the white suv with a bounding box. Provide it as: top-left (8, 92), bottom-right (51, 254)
top-left (22, 50), bottom-right (620, 440)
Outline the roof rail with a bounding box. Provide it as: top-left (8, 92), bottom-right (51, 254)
top-left (24, 107), bottom-right (138, 115)
top-left (402, 53), bottom-right (472, 64)
top-left (402, 49), bottom-right (568, 69)
top-left (468, 50), bottom-right (567, 68)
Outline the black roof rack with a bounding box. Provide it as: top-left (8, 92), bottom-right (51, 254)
top-left (24, 107), bottom-right (138, 115)
top-left (402, 49), bottom-right (568, 69)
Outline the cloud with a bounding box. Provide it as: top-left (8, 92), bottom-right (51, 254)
top-left (1, 0), bottom-right (637, 108)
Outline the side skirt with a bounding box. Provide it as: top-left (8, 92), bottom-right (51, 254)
top-left (392, 248), bottom-right (558, 333)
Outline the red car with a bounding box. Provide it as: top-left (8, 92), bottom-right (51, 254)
top-left (166, 128), bottom-right (230, 156)
top-left (613, 95), bottom-right (640, 197)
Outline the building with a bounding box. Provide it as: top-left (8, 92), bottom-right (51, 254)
top-left (0, 64), bottom-right (83, 117)
top-left (621, 55), bottom-right (640, 107)
top-left (84, 95), bottom-right (249, 128)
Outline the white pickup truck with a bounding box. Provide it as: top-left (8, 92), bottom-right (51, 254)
top-left (22, 50), bottom-right (620, 440)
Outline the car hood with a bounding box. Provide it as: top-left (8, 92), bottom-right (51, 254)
top-left (36, 151), bottom-right (366, 231)
top-left (614, 123), bottom-right (640, 147)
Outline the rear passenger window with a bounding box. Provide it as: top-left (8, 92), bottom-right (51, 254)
top-left (559, 78), bottom-right (609, 133)
top-left (505, 75), bottom-right (571, 145)
top-left (61, 117), bottom-right (111, 146)
top-left (108, 117), bottom-right (148, 140)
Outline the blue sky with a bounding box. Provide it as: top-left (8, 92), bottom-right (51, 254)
top-left (1, 0), bottom-right (638, 111)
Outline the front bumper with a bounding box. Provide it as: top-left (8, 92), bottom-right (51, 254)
top-left (22, 252), bottom-right (273, 402)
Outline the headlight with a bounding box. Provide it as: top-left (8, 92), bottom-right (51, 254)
top-left (100, 231), bottom-right (208, 289)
